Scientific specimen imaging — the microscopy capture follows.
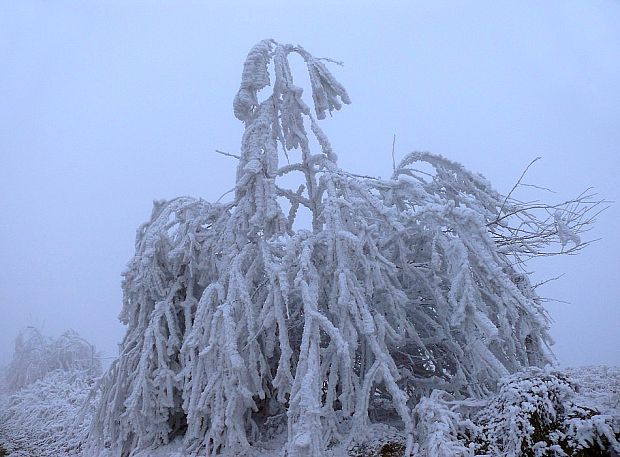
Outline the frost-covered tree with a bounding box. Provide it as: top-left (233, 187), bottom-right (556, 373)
top-left (5, 327), bottom-right (101, 392)
top-left (88, 40), bottom-right (601, 456)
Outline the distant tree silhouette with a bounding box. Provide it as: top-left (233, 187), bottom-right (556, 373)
top-left (6, 327), bottom-right (100, 391)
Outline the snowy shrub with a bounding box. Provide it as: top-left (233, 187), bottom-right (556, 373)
top-left (87, 40), bottom-right (601, 456)
top-left (5, 327), bottom-right (101, 392)
top-left (0, 369), bottom-right (100, 457)
top-left (474, 369), bottom-right (619, 456)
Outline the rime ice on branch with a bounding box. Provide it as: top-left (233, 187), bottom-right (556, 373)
top-left (87, 40), bottom-right (600, 457)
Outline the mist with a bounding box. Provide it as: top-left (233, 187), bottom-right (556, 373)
top-left (1, 0), bottom-right (618, 369)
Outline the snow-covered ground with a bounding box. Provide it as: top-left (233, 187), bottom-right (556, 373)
top-left (564, 365), bottom-right (620, 421)
top-left (1, 366), bottom-right (618, 456)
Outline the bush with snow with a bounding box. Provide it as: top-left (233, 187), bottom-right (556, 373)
top-left (473, 369), bottom-right (619, 456)
top-left (0, 369), bottom-right (100, 457)
top-left (86, 40), bottom-right (603, 457)
top-left (400, 369), bottom-right (620, 457)
top-left (5, 327), bottom-right (101, 392)
top-left (0, 329), bottom-right (102, 456)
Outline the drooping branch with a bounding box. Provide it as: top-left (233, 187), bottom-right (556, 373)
top-left (87, 40), bottom-right (603, 457)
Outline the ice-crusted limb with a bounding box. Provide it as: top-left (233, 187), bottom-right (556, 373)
top-left (412, 390), bottom-right (478, 457)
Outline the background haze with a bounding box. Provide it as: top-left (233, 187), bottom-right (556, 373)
top-left (1, 1), bottom-right (618, 368)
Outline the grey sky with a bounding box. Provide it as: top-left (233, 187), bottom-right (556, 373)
top-left (1, 1), bottom-right (618, 368)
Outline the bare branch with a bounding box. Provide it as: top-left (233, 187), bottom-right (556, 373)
top-left (215, 149), bottom-right (240, 160)
top-left (496, 157), bottom-right (541, 221)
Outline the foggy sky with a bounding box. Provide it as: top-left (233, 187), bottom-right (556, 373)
top-left (1, 1), bottom-right (619, 368)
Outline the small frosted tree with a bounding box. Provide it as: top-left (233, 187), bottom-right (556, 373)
top-left (88, 40), bottom-right (601, 456)
top-left (5, 327), bottom-right (101, 392)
